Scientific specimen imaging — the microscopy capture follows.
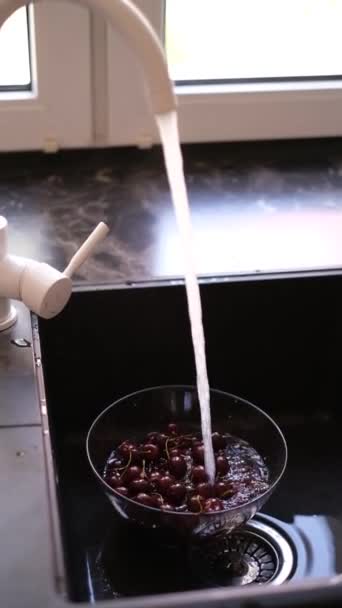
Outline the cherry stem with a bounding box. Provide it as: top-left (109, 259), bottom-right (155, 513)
top-left (165, 436), bottom-right (173, 459)
top-left (118, 450), bottom-right (132, 476)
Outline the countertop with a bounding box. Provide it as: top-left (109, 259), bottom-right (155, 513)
top-left (2, 139), bottom-right (342, 607)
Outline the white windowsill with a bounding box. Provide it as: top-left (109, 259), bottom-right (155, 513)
top-left (176, 78), bottom-right (342, 97)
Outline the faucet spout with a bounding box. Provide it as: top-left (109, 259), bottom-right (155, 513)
top-left (0, 0), bottom-right (176, 115)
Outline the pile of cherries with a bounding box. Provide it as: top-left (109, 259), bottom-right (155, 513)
top-left (103, 423), bottom-right (253, 513)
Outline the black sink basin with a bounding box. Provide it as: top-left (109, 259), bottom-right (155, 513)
top-left (33, 271), bottom-right (342, 607)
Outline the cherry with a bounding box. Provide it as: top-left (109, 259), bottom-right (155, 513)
top-left (107, 476), bottom-right (121, 489)
top-left (149, 471), bottom-right (162, 484)
top-left (192, 465), bottom-right (208, 483)
top-left (167, 423), bottom-right (178, 435)
top-left (185, 483), bottom-right (194, 493)
top-left (216, 455), bottom-right (229, 476)
top-left (203, 498), bottom-right (223, 512)
top-left (188, 495), bottom-right (202, 513)
top-left (118, 441), bottom-right (138, 461)
top-left (212, 432), bottom-right (227, 451)
top-left (115, 486), bottom-right (129, 497)
top-left (135, 493), bottom-right (155, 507)
top-left (157, 475), bottom-right (174, 494)
top-left (167, 482), bottom-right (186, 505)
top-left (121, 465), bottom-right (141, 483)
top-left (129, 478), bottom-right (151, 495)
top-left (141, 443), bottom-right (160, 461)
top-left (160, 503), bottom-right (173, 511)
top-left (150, 494), bottom-right (164, 508)
top-left (169, 455), bottom-right (186, 478)
top-left (192, 443), bottom-right (205, 463)
top-left (197, 482), bottom-right (214, 499)
top-left (192, 438), bottom-right (202, 445)
top-left (179, 436), bottom-right (193, 448)
top-left (146, 432), bottom-right (159, 444)
top-left (169, 448), bottom-right (181, 458)
top-left (156, 433), bottom-right (168, 449)
top-left (215, 480), bottom-right (234, 497)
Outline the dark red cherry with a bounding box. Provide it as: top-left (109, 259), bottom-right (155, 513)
top-left (169, 448), bottom-right (181, 458)
top-left (216, 455), bottom-right (229, 476)
top-left (192, 465), bottom-right (208, 483)
top-left (107, 476), bottom-right (121, 488)
top-left (121, 465), bottom-right (141, 483)
top-left (192, 444), bottom-right (205, 463)
top-left (167, 423), bottom-right (179, 435)
top-left (203, 498), bottom-right (223, 512)
top-left (215, 480), bottom-right (236, 498)
top-left (157, 475), bottom-right (174, 494)
top-left (129, 478), bottom-right (151, 495)
top-left (141, 443), bottom-right (160, 461)
top-left (150, 494), bottom-right (164, 508)
top-left (167, 483), bottom-right (186, 505)
top-left (149, 471), bottom-right (162, 484)
top-left (197, 482), bottom-right (214, 499)
top-left (135, 493), bottom-right (155, 507)
top-left (188, 495), bottom-right (202, 513)
top-left (212, 432), bottom-right (227, 451)
top-left (118, 441), bottom-right (138, 461)
top-left (157, 433), bottom-right (168, 449)
top-left (146, 432), bottom-right (159, 444)
top-left (169, 456), bottom-right (186, 478)
top-left (179, 436), bottom-right (193, 449)
top-left (115, 486), bottom-right (129, 497)
top-left (161, 502), bottom-right (173, 511)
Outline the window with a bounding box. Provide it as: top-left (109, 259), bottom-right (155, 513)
top-left (0, 2), bottom-right (92, 151)
top-left (2, 0), bottom-right (342, 151)
top-left (0, 7), bottom-right (31, 89)
top-left (107, 0), bottom-right (342, 146)
top-left (165, 1), bottom-right (342, 83)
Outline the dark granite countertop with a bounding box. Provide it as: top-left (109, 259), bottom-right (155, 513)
top-left (1, 139), bottom-right (342, 607)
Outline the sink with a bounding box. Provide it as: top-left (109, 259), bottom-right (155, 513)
top-left (33, 271), bottom-right (342, 606)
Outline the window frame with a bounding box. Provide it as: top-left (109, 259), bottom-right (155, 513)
top-left (0, 2), bottom-right (92, 152)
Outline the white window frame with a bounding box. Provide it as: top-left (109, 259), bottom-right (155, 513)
top-left (107, 0), bottom-right (342, 146)
top-left (0, 2), bottom-right (92, 152)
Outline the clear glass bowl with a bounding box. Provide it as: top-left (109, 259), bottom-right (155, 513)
top-left (86, 386), bottom-right (287, 539)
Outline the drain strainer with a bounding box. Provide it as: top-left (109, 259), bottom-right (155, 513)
top-left (191, 519), bottom-right (295, 586)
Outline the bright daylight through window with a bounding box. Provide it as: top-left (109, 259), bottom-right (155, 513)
top-left (0, 7), bottom-right (31, 89)
top-left (165, 0), bottom-right (342, 83)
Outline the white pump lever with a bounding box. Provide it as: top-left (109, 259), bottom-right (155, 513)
top-left (64, 222), bottom-right (109, 278)
top-left (0, 217), bottom-right (109, 331)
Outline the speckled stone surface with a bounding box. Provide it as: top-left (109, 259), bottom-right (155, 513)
top-left (1, 139), bottom-right (342, 285)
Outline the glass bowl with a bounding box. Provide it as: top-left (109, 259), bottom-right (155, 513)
top-left (86, 386), bottom-right (287, 539)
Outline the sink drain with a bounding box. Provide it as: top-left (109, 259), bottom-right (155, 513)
top-left (191, 518), bottom-right (295, 586)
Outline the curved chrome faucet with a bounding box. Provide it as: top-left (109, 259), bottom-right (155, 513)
top-left (0, 0), bottom-right (176, 330)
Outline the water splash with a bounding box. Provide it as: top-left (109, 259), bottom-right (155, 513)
top-left (156, 111), bottom-right (216, 483)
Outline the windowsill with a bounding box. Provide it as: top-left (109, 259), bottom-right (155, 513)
top-left (175, 78), bottom-right (342, 97)
top-left (0, 89), bottom-right (36, 102)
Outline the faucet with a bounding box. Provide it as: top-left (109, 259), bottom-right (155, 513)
top-left (0, 216), bottom-right (109, 330)
top-left (0, 0), bottom-right (176, 331)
